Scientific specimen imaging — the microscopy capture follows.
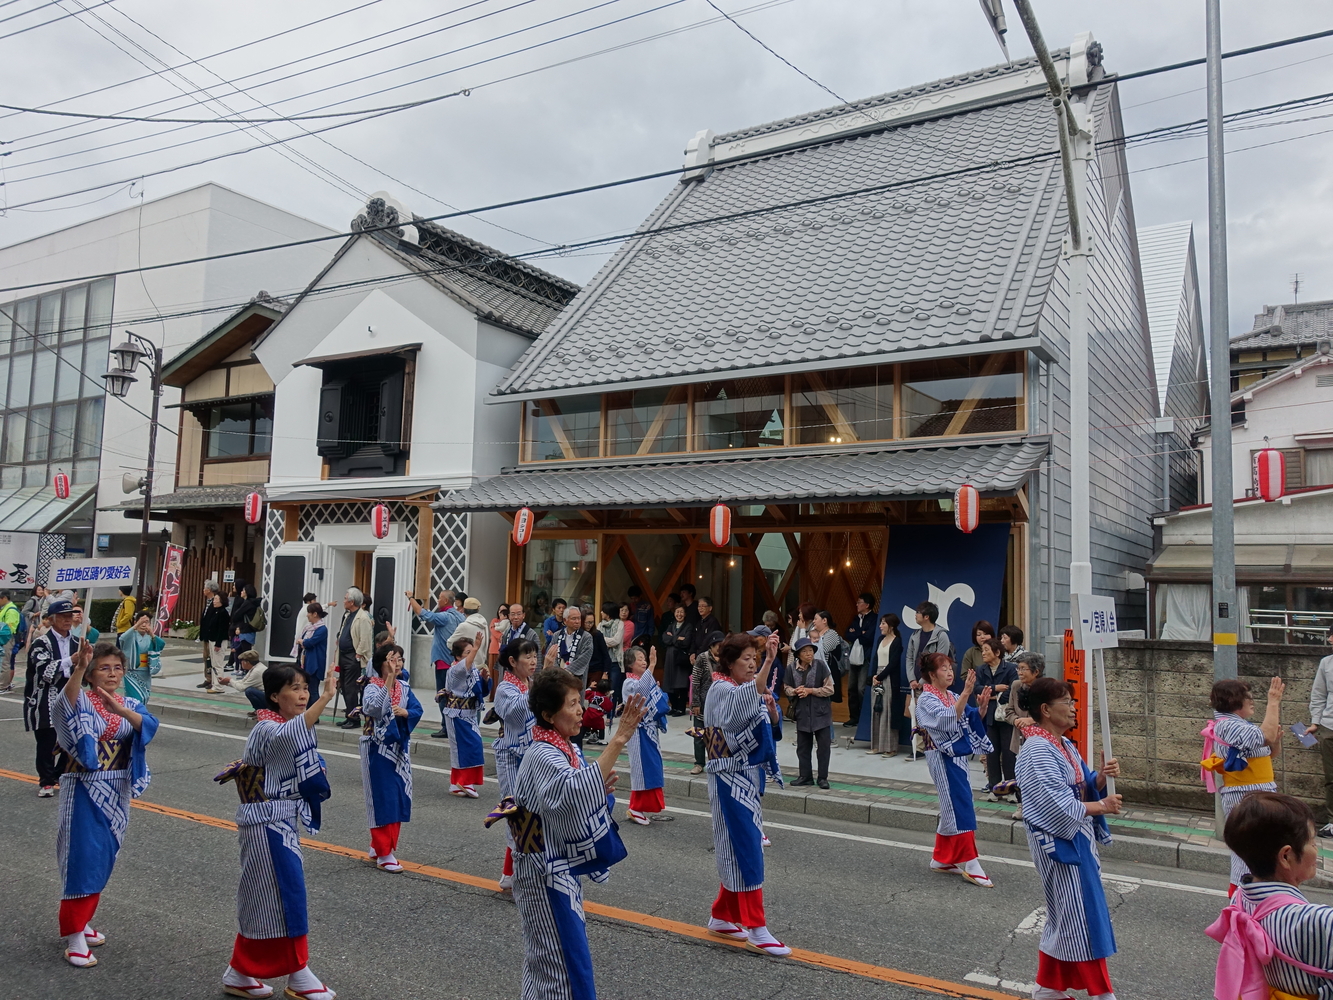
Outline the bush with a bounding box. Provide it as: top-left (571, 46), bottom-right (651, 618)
top-left (89, 599), bottom-right (120, 633)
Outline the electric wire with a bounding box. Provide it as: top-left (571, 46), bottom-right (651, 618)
top-left (0, 0), bottom-right (115, 41)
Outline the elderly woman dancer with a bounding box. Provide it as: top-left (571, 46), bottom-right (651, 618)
top-left (700, 632), bottom-right (789, 956)
top-left (442, 635), bottom-right (490, 797)
top-left (55, 639), bottom-right (158, 968)
top-left (1201, 676), bottom-right (1284, 895)
top-left (1014, 677), bottom-right (1123, 1000)
top-left (916, 652), bottom-right (995, 887)
top-left (622, 645), bottom-right (669, 825)
top-left (493, 637), bottom-right (538, 890)
top-left (489, 668), bottom-right (644, 999)
top-left (216, 665), bottom-right (337, 1000)
top-left (117, 612), bottom-right (164, 704)
top-left (360, 644), bottom-right (422, 874)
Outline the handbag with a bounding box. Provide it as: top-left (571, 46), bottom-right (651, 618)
top-left (249, 604), bottom-right (267, 633)
top-left (994, 695), bottom-right (1010, 724)
top-left (849, 640), bottom-right (865, 666)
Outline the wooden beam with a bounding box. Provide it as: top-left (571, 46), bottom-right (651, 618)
top-left (614, 537), bottom-right (661, 618)
top-left (942, 351), bottom-right (1010, 437)
top-left (803, 370), bottom-right (858, 441)
top-left (636, 385), bottom-right (687, 456)
top-left (656, 536), bottom-right (699, 605)
top-left (666, 508), bottom-right (689, 525)
top-left (736, 533), bottom-right (781, 616)
top-left (577, 509), bottom-right (600, 526)
top-left (415, 506), bottom-right (432, 599)
top-left (537, 399), bottom-right (579, 460)
top-left (765, 504), bottom-right (788, 522)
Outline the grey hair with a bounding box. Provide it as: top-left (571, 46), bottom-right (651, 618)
top-left (625, 646), bottom-right (648, 669)
top-left (346, 587), bottom-right (365, 606)
top-left (563, 605), bottom-right (581, 620)
top-left (203, 579), bottom-right (219, 595)
top-left (1013, 650), bottom-right (1046, 676)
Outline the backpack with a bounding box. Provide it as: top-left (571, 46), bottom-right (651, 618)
top-left (249, 603), bottom-right (267, 633)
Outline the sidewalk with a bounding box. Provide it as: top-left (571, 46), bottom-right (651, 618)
top-left (143, 650), bottom-right (1333, 887)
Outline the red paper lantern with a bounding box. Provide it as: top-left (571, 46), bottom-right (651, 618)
top-left (574, 538), bottom-right (589, 557)
top-left (52, 471), bottom-right (70, 500)
top-left (371, 503), bottom-right (390, 540)
top-left (512, 506), bottom-right (535, 546)
top-left (243, 491), bottom-right (263, 524)
top-left (709, 503), bottom-right (732, 548)
top-left (1254, 448), bottom-right (1286, 502)
top-left (954, 484), bottom-right (979, 533)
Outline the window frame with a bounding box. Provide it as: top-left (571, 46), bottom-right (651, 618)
top-left (199, 396), bottom-right (275, 464)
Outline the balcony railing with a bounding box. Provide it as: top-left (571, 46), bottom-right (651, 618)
top-left (1248, 608), bottom-right (1333, 645)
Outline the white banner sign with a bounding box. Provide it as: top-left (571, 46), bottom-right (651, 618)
top-left (0, 531), bottom-right (41, 588)
top-left (49, 557), bottom-right (137, 587)
top-left (1072, 593), bottom-right (1120, 651)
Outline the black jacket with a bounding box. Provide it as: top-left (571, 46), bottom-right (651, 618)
top-left (199, 599), bottom-right (230, 644)
top-left (586, 626), bottom-right (612, 677)
top-left (691, 613), bottom-right (722, 656)
top-left (844, 612), bottom-right (878, 668)
top-left (230, 596), bottom-right (261, 635)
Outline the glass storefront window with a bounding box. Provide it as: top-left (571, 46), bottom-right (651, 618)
top-left (524, 395), bottom-right (601, 461)
top-left (60, 286), bottom-right (87, 341)
top-left (36, 292), bottom-right (61, 347)
top-left (792, 365), bottom-right (894, 444)
top-left (694, 377), bottom-right (785, 451)
top-left (522, 537), bottom-right (598, 622)
top-left (2, 413), bottom-right (23, 465)
top-left (50, 403), bottom-right (77, 461)
top-left (12, 299), bottom-right (35, 353)
top-left (902, 352), bottom-right (1023, 438)
top-left (606, 385), bottom-right (687, 456)
top-left (8, 351), bottom-right (31, 409)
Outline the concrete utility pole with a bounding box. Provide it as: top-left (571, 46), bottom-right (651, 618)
top-left (1206, 0), bottom-right (1238, 679)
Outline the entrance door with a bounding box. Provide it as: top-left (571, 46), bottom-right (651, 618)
top-left (267, 542), bottom-right (320, 662)
top-left (369, 542), bottom-right (416, 679)
top-left (354, 551), bottom-right (373, 595)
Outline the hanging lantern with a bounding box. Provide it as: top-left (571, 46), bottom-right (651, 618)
top-left (1254, 448), bottom-right (1286, 502)
top-left (954, 484), bottom-right (979, 534)
top-left (511, 506), bottom-right (535, 546)
top-left (371, 503), bottom-right (390, 540)
top-left (243, 491), bottom-right (263, 524)
top-left (574, 538), bottom-right (589, 557)
top-left (709, 503), bottom-right (732, 548)
top-left (52, 471), bottom-right (70, 500)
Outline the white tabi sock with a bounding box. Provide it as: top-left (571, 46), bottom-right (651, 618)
top-left (929, 859), bottom-right (956, 870)
top-left (962, 858), bottom-right (987, 877)
top-left (223, 966), bottom-right (264, 988)
top-left (65, 931), bottom-right (87, 954)
top-left (1031, 987), bottom-right (1073, 1000)
top-left (1089, 994), bottom-right (1117, 1000)
top-left (377, 853), bottom-right (398, 866)
top-left (288, 966), bottom-right (326, 991)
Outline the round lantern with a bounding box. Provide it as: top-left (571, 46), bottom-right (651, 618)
top-left (709, 503), bottom-right (732, 548)
top-left (511, 506), bottom-right (535, 546)
top-left (954, 484), bottom-right (979, 534)
top-left (243, 491), bottom-right (263, 524)
top-left (371, 503), bottom-right (390, 540)
top-left (1254, 448), bottom-right (1286, 502)
top-left (52, 471), bottom-right (70, 500)
top-left (574, 538), bottom-right (589, 557)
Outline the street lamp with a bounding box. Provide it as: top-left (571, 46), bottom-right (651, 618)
top-left (101, 329), bottom-right (164, 606)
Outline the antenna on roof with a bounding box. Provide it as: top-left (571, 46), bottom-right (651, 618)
top-left (1292, 273), bottom-right (1302, 304)
top-left (978, 0), bottom-right (1012, 63)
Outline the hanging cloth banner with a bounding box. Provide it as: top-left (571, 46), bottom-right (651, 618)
top-left (154, 543), bottom-right (185, 637)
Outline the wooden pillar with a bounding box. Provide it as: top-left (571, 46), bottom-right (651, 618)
top-left (507, 536), bottom-right (525, 605)
top-left (415, 505), bottom-right (432, 599)
top-left (741, 545), bottom-right (754, 628)
top-left (279, 505), bottom-right (299, 542)
top-left (594, 532), bottom-right (604, 613)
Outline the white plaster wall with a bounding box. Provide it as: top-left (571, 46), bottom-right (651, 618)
top-left (1162, 490), bottom-right (1333, 546)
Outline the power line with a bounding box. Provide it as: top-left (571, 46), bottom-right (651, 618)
top-left (703, 0), bottom-right (845, 103)
top-left (1112, 26), bottom-right (1333, 83)
top-left (0, 0), bottom-right (116, 41)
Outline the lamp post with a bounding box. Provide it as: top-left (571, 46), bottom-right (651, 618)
top-left (101, 330), bottom-right (164, 605)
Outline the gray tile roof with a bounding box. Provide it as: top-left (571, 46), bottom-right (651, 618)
top-left (432, 438), bottom-right (1048, 511)
top-left (101, 484), bottom-right (263, 512)
top-left (1233, 299), bottom-right (1333, 350)
top-left (495, 83), bottom-right (1070, 398)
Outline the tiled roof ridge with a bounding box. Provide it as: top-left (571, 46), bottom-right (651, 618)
top-left (713, 49), bottom-right (1065, 145)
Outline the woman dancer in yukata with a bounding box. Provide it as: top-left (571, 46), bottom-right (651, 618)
top-left (55, 639), bottom-right (158, 968)
top-left (621, 645), bottom-right (669, 826)
top-left (359, 643), bottom-right (422, 873)
top-left (216, 664), bottom-right (336, 1000)
top-left (442, 635), bottom-right (490, 797)
top-left (492, 637), bottom-right (537, 889)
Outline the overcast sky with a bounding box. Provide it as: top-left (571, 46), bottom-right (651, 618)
top-left (0, 0), bottom-right (1329, 337)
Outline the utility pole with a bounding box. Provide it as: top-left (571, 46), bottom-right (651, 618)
top-left (1206, 0), bottom-right (1238, 679)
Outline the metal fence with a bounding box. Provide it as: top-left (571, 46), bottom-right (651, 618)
top-left (1249, 608), bottom-right (1333, 645)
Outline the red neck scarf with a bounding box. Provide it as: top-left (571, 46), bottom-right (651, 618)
top-left (1021, 724), bottom-right (1082, 777)
top-left (923, 684), bottom-right (956, 708)
top-left (90, 690), bottom-right (124, 733)
top-left (255, 709), bottom-right (286, 724)
top-left (503, 672), bottom-right (529, 693)
top-left (368, 676), bottom-right (402, 706)
top-left (532, 726), bottom-right (580, 768)
top-left (712, 671), bottom-right (736, 687)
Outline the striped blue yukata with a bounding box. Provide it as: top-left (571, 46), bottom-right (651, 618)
top-left (494, 674), bottom-right (534, 880)
top-left (1014, 729), bottom-right (1116, 997)
top-left (359, 677), bottom-right (423, 859)
top-left (223, 711), bottom-right (330, 979)
top-left (622, 668), bottom-right (667, 817)
top-left (916, 685), bottom-right (992, 864)
top-left (54, 689), bottom-right (157, 936)
top-left (1212, 711), bottom-right (1277, 887)
top-left (443, 659), bottom-right (488, 791)
top-left (703, 674), bottom-right (782, 926)
top-left (509, 728), bottom-right (626, 1000)
top-left (1228, 882), bottom-right (1333, 1000)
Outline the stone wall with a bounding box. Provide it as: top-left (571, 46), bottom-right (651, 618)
top-left (1099, 639), bottom-right (1329, 810)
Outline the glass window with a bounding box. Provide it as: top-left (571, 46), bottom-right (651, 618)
top-left (606, 385), bottom-right (687, 456)
top-left (2, 412), bottom-right (23, 465)
top-left (12, 299), bottom-right (35, 353)
top-left (73, 458), bottom-right (98, 484)
top-left (30, 347), bottom-right (56, 407)
top-left (60, 285), bottom-right (87, 341)
top-left (75, 397), bottom-right (103, 459)
top-left (253, 397), bottom-right (274, 454)
top-left (203, 399), bottom-right (272, 458)
top-left (82, 338), bottom-right (109, 394)
top-left (56, 345), bottom-right (81, 402)
top-left (25, 406), bottom-right (51, 462)
top-left (523, 395), bottom-right (600, 461)
top-left (87, 279), bottom-right (114, 333)
top-left (36, 292), bottom-right (61, 347)
top-left (22, 463), bottom-right (46, 487)
top-left (0, 463), bottom-right (19, 489)
top-left (50, 402), bottom-right (77, 461)
top-left (693, 377), bottom-right (785, 451)
top-left (522, 537), bottom-right (599, 616)
top-left (902, 352), bottom-right (1023, 438)
top-left (793, 366), bottom-right (894, 444)
top-left (8, 351), bottom-right (31, 409)
top-left (0, 306), bottom-right (10, 356)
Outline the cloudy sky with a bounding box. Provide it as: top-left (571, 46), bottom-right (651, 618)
top-left (0, 0), bottom-right (1329, 336)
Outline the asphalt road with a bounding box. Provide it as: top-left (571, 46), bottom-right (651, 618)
top-left (0, 701), bottom-right (1298, 1000)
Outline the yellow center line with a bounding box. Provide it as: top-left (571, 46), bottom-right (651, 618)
top-left (0, 766), bottom-right (1016, 999)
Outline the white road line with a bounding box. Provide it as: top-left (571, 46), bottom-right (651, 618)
top-left (1012, 907), bottom-right (1045, 935)
top-left (965, 972), bottom-right (1035, 993)
top-left (156, 722), bottom-right (455, 776)
top-left (662, 805), bottom-right (1228, 897)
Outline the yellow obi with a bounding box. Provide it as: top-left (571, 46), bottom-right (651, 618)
top-left (1222, 755), bottom-right (1275, 787)
top-left (1269, 988), bottom-right (1315, 1000)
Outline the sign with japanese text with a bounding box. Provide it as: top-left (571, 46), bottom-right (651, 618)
top-left (0, 531), bottom-right (41, 588)
top-left (1063, 628), bottom-right (1090, 761)
top-left (1072, 593), bottom-right (1119, 651)
top-left (49, 556), bottom-right (137, 586)
top-left (154, 545), bottom-right (184, 637)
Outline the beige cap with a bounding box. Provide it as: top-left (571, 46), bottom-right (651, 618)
top-left (463, 597), bottom-right (482, 611)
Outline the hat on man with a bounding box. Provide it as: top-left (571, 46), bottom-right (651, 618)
top-left (706, 630), bottom-right (726, 646)
top-left (462, 597), bottom-right (482, 612)
top-left (792, 637), bottom-right (816, 653)
top-left (46, 598), bottom-right (75, 616)
top-left (747, 625), bottom-right (773, 637)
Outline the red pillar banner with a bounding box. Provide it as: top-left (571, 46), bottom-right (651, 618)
top-left (1062, 628), bottom-right (1090, 761)
top-left (154, 544), bottom-right (185, 637)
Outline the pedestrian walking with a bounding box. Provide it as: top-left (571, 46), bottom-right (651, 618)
top-left (689, 630), bottom-right (725, 774)
top-left (622, 645), bottom-right (669, 825)
top-left (975, 637), bottom-right (1018, 798)
top-left (1202, 676), bottom-right (1284, 892)
top-left (1305, 625), bottom-right (1333, 837)
top-left (441, 636), bottom-right (489, 797)
top-left (870, 613), bottom-right (905, 755)
top-left (843, 593), bottom-right (878, 729)
top-left (662, 605), bottom-right (694, 715)
top-left (786, 637), bottom-right (834, 788)
top-left (54, 638), bottom-right (158, 968)
top-left (118, 611), bottom-right (164, 704)
top-left (492, 637), bottom-right (538, 890)
top-left (198, 581), bottom-right (230, 693)
top-left (916, 652), bottom-right (994, 887)
top-left (493, 669), bottom-right (642, 1000)
top-left (360, 643), bottom-right (423, 874)
top-left (215, 664), bottom-right (336, 1000)
top-left (111, 586), bottom-right (136, 637)
top-left (334, 588), bottom-right (372, 729)
top-left (1014, 676), bottom-right (1122, 1000)
top-left (23, 597), bottom-right (82, 797)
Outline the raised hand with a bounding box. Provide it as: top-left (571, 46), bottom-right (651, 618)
top-left (1269, 675), bottom-right (1286, 701)
top-left (961, 669), bottom-right (977, 696)
top-left (976, 685), bottom-right (993, 713)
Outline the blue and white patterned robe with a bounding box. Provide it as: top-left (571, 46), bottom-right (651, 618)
top-left (703, 677), bottom-right (781, 893)
top-left (511, 736), bottom-right (626, 1000)
top-left (916, 688), bottom-right (992, 837)
top-left (1015, 733), bottom-right (1116, 964)
top-left (1212, 710), bottom-right (1277, 884)
top-left (233, 716), bottom-right (329, 943)
top-left (621, 669), bottom-right (666, 794)
top-left (1236, 882), bottom-right (1333, 1000)
top-left (494, 677), bottom-right (535, 853)
top-left (443, 660), bottom-right (488, 778)
top-left (55, 690), bottom-right (157, 899)
top-left (359, 680), bottom-right (423, 828)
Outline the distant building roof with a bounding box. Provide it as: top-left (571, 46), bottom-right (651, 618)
top-left (162, 293), bottom-right (286, 387)
top-left (1138, 221), bottom-right (1194, 415)
top-left (1233, 299), bottom-right (1333, 351)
